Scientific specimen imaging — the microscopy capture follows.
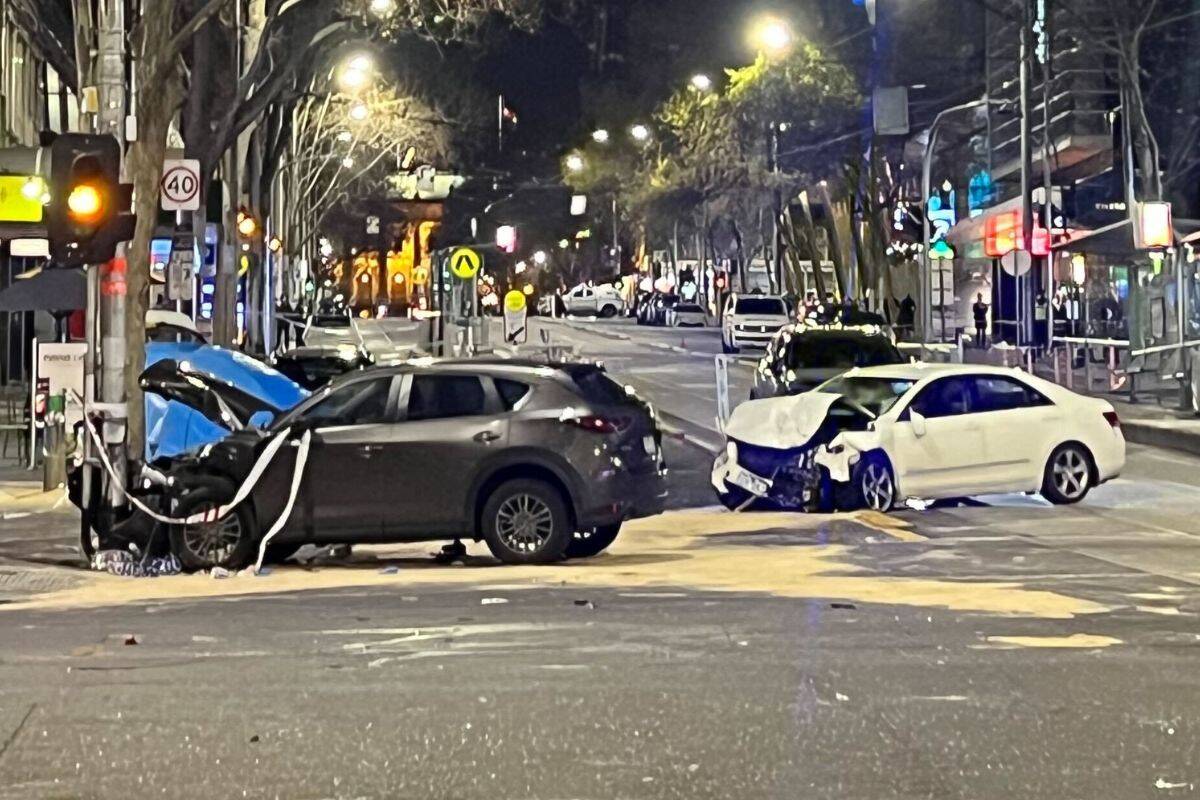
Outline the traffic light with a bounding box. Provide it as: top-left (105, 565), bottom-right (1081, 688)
top-left (45, 133), bottom-right (134, 265)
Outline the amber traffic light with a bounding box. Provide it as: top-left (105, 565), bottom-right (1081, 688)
top-left (45, 133), bottom-right (132, 265)
top-left (67, 184), bottom-right (103, 221)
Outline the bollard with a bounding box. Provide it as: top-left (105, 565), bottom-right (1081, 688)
top-left (42, 392), bottom-right (67, 491)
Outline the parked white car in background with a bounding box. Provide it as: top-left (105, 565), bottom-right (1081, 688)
top-left (562, 283), bottom-right (625, 317)
top-left (666, 302), bottom-right (708, 327)
top-left (721, 294), bottom-right (790, 353)
top-left (712, 363), bottom-right (1125, 512)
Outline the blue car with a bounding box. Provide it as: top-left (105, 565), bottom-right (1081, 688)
top-left (142, 343), bottom-right (309, 462)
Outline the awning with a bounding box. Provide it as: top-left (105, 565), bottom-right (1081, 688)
top-left (0, 267), bottom-right (84, 312)
top-left (1053, 218), bottom-right (1200, 256)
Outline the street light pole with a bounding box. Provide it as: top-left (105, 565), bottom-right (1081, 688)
top-left (95, 0), bottom-right (127, 510)
top-left (921, 98), bottom-right (1002, 343)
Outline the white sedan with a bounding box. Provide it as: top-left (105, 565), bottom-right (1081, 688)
top-left (712, 363), bottom-right (1125, 511)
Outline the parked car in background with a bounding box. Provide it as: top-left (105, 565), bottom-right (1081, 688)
top-left (646, 293), bottom-right (680, 326)
top-left (146, 310), bottom-right (206, 343)
top-left (561, 283), bottom-right (625, 317)
top-left (666, 303), bottom-right (708, 327)
top-left (713, 363), bottom-right (1125, 513)
top-left (721, 294), bottom-right (790, 353)
top-left (158, 360), bottom-right (667, 571)
top-left (751, 326), bottom-right (907, 399)
top-left (274, 345), bottom-right (375, 391)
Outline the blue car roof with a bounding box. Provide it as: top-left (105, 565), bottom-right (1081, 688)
top-left (146, 342), bottom-right (309, 410)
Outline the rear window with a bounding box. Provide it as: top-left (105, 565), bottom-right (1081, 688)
top-left (567, 368), bottom-right (631, 405)
top-left (786, 336), bottom-right (904, 370)
top-left (735, 298), bottom-right (786, 315)
top-left (496, 378), bottom-right (531, 410)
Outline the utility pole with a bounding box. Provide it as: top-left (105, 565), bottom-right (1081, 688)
top-left (1018, 0), bottom-right (1035, 347)
top-left (95, 0), bottom-right (128, 509)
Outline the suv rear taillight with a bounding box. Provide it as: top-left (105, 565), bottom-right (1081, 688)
top-left (565, 414), bottom-right (630, 434)
top-left (1103, 411), bottom-right (1120, 429)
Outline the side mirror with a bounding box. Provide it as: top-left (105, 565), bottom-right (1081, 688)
top-left (247, 410), bottom-right (275, 430)
top-left (910, 410), bottom-right (928, 437)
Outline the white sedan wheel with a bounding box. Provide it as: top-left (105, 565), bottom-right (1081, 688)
top-left (860, 461), bottom-right (895, 512)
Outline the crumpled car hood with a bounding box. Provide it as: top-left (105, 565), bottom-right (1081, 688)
top-left (724, 391), bottom-right (842, 449)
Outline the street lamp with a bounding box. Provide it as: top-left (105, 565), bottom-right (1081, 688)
top-left (342, 155), bottom-right (355, 168)
top-left (591, 129), bottom-right (610, 144)
top-left (565, 153), bottom-right (585, 173)
top-left (337, 54), bottom-right (373, 92)
top-left (750, 15), bottom-right (793, 55)
top-left (532, 250), bottom-right (548, 265)
top-left (368, 0), bottom-right (393, 15)
top-left (349, 103), bottom-right (369, 121)
top-left (630, 124), bottom-right (650, 142)
top-left (690, 73), bottom-right (713, 91)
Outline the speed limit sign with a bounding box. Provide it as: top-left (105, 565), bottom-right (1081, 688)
top-left (160, 159), bottom-right (201, 211)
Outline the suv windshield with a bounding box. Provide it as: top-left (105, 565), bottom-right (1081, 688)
top-left (735, 298), bottom-right (786, 316)
top-left (817, 375), bottom-right (916, 417)
top-left (786, 336), bottom-right (904, 370)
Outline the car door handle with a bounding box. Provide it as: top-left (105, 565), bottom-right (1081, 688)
top-left (358, 444), bottom-right (382, 457)
top-left (473, 431), bottom-right (501, 443)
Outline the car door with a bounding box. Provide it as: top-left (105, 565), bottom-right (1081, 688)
top-left (374, 372), bottom-right (507, 537)
top-left (889, 376), bottom-right (989, 498)
top-left (968, 374), bottom-right (1061, 491)
top-left (297, 374), bottom-right (400, 540)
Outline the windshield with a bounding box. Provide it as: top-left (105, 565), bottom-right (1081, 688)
top-left (735, 298), bottom-right (786, 316)
top-left (786, 336), bottom-right (904, 370)
top-left (817, 375), bottom-right (916, 416)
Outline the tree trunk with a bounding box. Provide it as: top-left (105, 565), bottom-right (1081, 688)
top-left (123, 17), bottom-right (184, 461)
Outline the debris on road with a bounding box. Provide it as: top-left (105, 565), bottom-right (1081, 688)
top-left (92, 550), bottom-right (181, 578)
top-left (123, 634), bottom-right (138, 646)
top-left (379, 565), bottom-right (400, 574)
top-left (481, 597), bottom-right (508, 605)
top-left (830, 602), bottom-right (857, 610)
top-left (210, 567), bottom-right (231, 579)
top-left (573, 599), bottom-right (595, 609)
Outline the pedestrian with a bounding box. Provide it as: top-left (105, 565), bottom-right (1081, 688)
top-left (973, 292), bottom-right (989, 349)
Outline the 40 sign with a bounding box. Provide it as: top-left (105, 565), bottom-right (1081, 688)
top-left (160, 159), bottom-right (201, 211)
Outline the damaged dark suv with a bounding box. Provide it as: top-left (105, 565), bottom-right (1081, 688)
top-left (158, 360), bottom-right (667, 571)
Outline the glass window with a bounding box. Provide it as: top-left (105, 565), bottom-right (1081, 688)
top-left (408, 375), bottom-right (487, 421)
top-left (735, 298), bottom-right (786, 315)
top-left (496, 378), bottom-right (531, 410)
top-left (786, 336), bottom-right (904, 370)
top-left (971, 376), bottom-right (1050, 413)
top-left (566, 367), bottom-right (629, 405)
top-left (303, 377), bottom-right (393, 426)
top-left (910, 377), bottom-right (972, 418)
top-left (817, 376), bottom-right (916, 417)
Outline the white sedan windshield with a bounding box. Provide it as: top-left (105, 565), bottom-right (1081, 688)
top-left (818, 375), bottom-right (916, 417)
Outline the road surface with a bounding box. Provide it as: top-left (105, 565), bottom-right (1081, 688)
top-left (1, 315), bottom-right (1199, 799)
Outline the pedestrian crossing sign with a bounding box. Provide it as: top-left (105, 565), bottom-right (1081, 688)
top-left (450, 246), bottom-right (482, 280)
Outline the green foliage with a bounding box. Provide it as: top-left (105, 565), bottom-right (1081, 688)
top-left (568, 42), bottom-right (862, 246)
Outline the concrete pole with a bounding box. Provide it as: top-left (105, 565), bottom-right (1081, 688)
top-left (1019, 0), bottom-right (1035, 347)
top-left (96, 0), bottom-right (127, 505)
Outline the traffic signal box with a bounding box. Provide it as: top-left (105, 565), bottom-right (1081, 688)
top-left (0, 133), bottom-right (134, 266)
top-left (45, 133), bottom-right (135, 265)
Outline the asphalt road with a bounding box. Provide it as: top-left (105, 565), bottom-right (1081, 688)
top-left (3, 314), bottom-right (1200, 799)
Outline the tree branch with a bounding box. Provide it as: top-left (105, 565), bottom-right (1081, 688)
top-left (149, 0), bottom-right (231, 90)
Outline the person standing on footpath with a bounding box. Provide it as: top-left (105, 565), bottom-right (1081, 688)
top-left (973, 293), bottom-right (990, 349)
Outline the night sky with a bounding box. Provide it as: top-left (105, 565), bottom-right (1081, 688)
top-left (474, 0), bottom-right (871, 159)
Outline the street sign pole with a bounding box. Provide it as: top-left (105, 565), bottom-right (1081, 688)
top-left (95, 0), bottom-right (128, 524)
